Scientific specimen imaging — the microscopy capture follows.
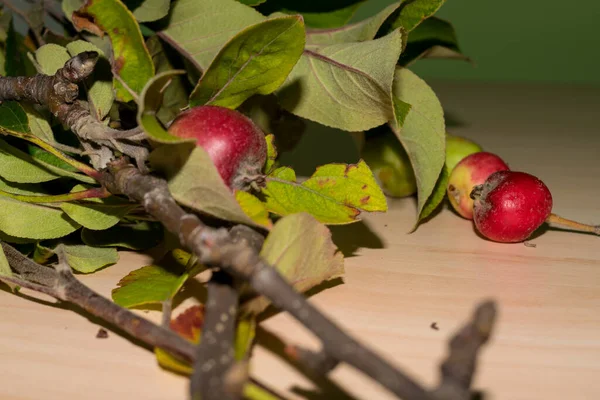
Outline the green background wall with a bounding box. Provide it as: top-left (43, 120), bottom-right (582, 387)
top-left (354, 0), bottom-right (600, 84)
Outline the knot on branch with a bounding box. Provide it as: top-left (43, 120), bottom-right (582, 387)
top-left (58, 51), bottom-right (99, 83)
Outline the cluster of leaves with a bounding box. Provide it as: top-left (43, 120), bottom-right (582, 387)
top-left (0, 0), bottom-right (468, 386)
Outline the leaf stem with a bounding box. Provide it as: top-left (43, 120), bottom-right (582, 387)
top-left (546, 213), bottom-right (600, 236)
top-left (0, 186), bottom-right (110, 203)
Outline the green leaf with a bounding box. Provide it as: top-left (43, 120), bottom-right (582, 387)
top-left (238, 0), bottom-right (266, 6)
top-left (22, 105), bottom-right (54, 143)
top-left (277, 29), bottom-right (403, 131)
top-left (0, 139), bottom-right (62, 183)
top-left (400, 17), bottom-right (468, 66)
top-left (0, 176), bottom-right (45, 196)
top-left (0, 197), bottom-right (80, 239)
top-left (27, 145), bottom-right (78, 172)
top-left (137, 70), bottom-right (193, 144)
top-left (189, 16), bottom-right (306, 110)
top-left (306, 2), bottom-right (399, 46)
top-left (390, 68), bottom-right (445, 219)
top-left (81, 221), bottom-right (164, 250)
top-left (61, 244), bottom-right (118, 273)
top-left (158, 0), bottom-right (265, 71)
top-left (416, 164), bottom-right (448, 226)
top-left (112, 250), bottom-right (190, 308)
top-left (145, 36), bottom-right (189, 125)
top-left (235, 191), bottom-right (272, 229)
top-left (242, 213), bottom-right (344, 315)
top-left (384, 0), bottom-right (445, 33)
top-left (0, 101), bottom-right (29, 133)
top-left (123, 0), bottom-right (170, 22)
top-left (66, 40), bottom-right (116, 121)
top-left (75, 0), bottom-right (155, 102)
top-left (262, 160), bottom-right (387, 224)
top-left (61, 186), bottom-right (135, 231)
top-left (31, 43), bottom-right (71, 75)
top-left (264, 134), bottom-right (277, 173)
top-left (26, 146), bottom-right (97, 184)
top-left (5, 19), bottom-right (36, 77)
top-left (149, 145), bottom-right (260, 227)
top-left (290, 2), bottom-right (364, 29)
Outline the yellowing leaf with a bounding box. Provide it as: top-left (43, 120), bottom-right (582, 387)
top-left (74, 0), bottom-right (155, 102)
top-left (240, 213), bottom-right (344, 315)
top-left (235, 191), bottom-right (272, 229)
top-left (277, 29), bottom-right (403, 132)
top-left (262, 161), bottom-right (387, 225)
top-left (263, 134), bottom-right (277, 173)
top-left (189, 16), bottom-right (305, 109)
top-left (390, 68), bottom-right (445, 220)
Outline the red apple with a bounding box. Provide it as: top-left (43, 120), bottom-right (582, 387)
top-left (447, 152), bottom-right (510, 219)
top-left (471, 171), bottom-right (553, 243)
top-left (168, 105), bottom-right (267, 190)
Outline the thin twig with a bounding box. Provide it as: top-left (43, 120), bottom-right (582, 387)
top-left (0, 241), bottom-right (197, 363)
top-left (431, 301), bottom-right (497, 400)
top-left (284, 345), bottom-right (339, 376)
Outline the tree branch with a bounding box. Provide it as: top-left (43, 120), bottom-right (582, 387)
top-left (101, 160), bottom-right (432, 399)
top-left (0, 53), bottom-right (499, 400)
top-left (190, 271), bottom-right (242, 400)
top-left (0, 52), bottom-right (148, 170)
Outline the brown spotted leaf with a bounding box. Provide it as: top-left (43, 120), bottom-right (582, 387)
top-left (73, 0), bottom-right (154, 102)
top-left (261, 161), bottom-right (387, 225)
top-left (241, 213), bottom-right (344, 315)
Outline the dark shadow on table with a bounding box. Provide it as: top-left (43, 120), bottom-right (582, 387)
top-left (329, 220), bottom-right (385, 258)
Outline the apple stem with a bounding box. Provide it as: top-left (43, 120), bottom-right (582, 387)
top-left (546, 213), bottom-right (600, 236)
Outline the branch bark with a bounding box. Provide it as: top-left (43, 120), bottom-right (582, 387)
top-left (190, 271), bottom-right (242, 400)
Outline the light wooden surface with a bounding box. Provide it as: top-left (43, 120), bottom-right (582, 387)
top-left (1, 82), bottom-right (599, 400)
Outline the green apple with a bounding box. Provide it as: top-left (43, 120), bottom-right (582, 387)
top-left (362, 132), bottom-right (416, 198)
top-left (445, 133), bottom-right (483, 172)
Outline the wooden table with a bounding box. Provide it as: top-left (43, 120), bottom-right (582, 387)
top-left (1, 82), bottom-right (599, 400)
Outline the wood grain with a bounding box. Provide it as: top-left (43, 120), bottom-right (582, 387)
top-left (1, 82), bottom-right (599, 399)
